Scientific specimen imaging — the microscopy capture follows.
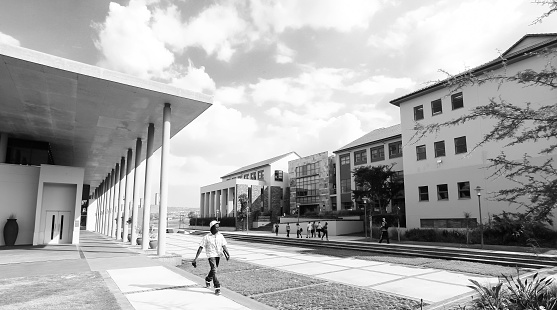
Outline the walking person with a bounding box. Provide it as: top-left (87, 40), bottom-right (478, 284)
top-left (306, 222), bottom-right (312, 238)
top-left (286, 223), bottom-right (291, 238)
top-left (379, 218), bottom-right (390, 244)
top-left (275, 223), bottom-right (279, 236)
top-left (321, 222), bottom-right (328, 241)
top-left (311, 221), bottom-right (317, 238)
top-left (296, 223), bottom-right (301, 238)
top-left (316, 221), bottom-right (322, 238)
top-left (192, 220), bottom-right (230, 295)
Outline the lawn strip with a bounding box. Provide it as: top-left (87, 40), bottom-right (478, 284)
top-left (0, 271), bottom-right (120, 310)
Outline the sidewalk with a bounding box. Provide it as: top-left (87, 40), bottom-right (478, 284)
top-left (0, 230), bottom-right (273, 310)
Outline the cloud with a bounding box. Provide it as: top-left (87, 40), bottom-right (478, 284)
top-left (0, 32), bottom-right (20, 46)
top-left (93, 0), bottom-right (174, 79)
top-left (347, 76), bottom-right (416, 96)
top-left (214, 86), bottom-right (247, 106)
top-left (250, 0), bottom-right (381, 33)
top-left (170, 60), bottom-right (216, 94)
top-left (275, 42), bottom-right (296, 63)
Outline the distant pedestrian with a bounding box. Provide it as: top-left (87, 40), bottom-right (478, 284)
top-left (379, 218), bottom-right (390, 244)
top-left (306, 222), bottom-right (311, 238)
top-left (286, 223), bottom-right (291, 237)
top-left (296, 223), bottom-right (301, 238)
top-left (316, 221), bottom-right (322, 238)
top-left (192, 220), bottom-right (230, 296)
top-left (311, 221), bottom-right (317, 238)
top-left (321, 222), bottom-right (328, 241)
top-left (275, 223), bottom-right (279, 236)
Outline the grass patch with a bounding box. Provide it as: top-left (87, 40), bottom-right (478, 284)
top-left (0, 272), bottom-right (119, 310)
top-left (253, 282), bottom-right (423, 310)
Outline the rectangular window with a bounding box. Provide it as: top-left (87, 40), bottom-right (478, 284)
top-left (416, 145), bottom-right (426, 161)
top-left (414, 105), bottom-right (424, 120)
top-left (454, 136), bottom-right (467, 154)
top-left (431, 99), bottom-right (442, 115)
top-left (418, 186), bottom-right (429, 201)
top-left (370, 146), bottom-right (385, 162)
top-left (434, 141), bottom-right (445, 157)
top-left (340, 155), bottom-right (350, 165)
top-left (243, 174), bottom-right (249, 179)
top-left (340, 179), bottom-right (351, 193)
top-left (257, 170), bottom-right (264, 180)
top-left (437, 184), bottom-right (449, 200)
top-left (250, 172), bottom-right (256, 180)
top-left (451, 92), bottom-right (464, 110)
top-left (388, 141), bottom-right (402, 158)
top-left (274, 170), bottom-right (283, 181)
top-left (354, 150), bottom-right (367, 165)
top-left (458, 181), bottom-right (471, 199)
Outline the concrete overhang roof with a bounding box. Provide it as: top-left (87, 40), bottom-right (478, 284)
top-left (0, 43), bottom-right (212, 192)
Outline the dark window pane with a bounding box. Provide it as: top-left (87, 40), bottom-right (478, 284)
top-left (434, 141), bottom-right (445, 157)
top-left (414, 105), bottom-right (424, 120)
top-left (452, 92), bottom-right (464, 110)
top-left (431, 99), bottom-right (442, 115)
top-left (454, 136), bottom-right (467, 154)
top-left (416, 145), bottom-right (426, 160)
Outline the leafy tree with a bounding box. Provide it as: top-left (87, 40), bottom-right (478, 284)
top-left (411, 6), bottom-right (557, 225)
top-left (237, 193), bottom-right (249, 220)
top-left (352, 164), bottom-right (404, 214)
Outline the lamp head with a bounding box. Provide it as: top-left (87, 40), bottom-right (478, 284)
top-left (475, 186), bottom-right (482, 196)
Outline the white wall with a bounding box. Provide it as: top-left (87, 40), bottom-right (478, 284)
top-left (0, 164), bottom-right (40, 246)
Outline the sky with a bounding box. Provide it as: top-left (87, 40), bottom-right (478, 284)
top-left (1, 0), bottom-right (556, 210)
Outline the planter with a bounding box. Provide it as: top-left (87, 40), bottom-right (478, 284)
top-left (3, 218), bottom-right (19, 246)
top-left (136, 237), bottom-right (142, 246)
top-left (149, 240), bottom-right (158, 249)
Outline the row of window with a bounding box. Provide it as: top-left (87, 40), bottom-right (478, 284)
top-left (345, 141), bottom-right (403, 166)
top-left (418, 181), bottom-right (470, 201)
top-left (416, 136), bottom-right (467, 160)
top-left (420, 218), bottom-right (477, 229)
top-left (238, 170), bottom-right (265, 180)
top-left (295, 162), bottom-right (319, 177)
top-left (414, 92), bottom-right (464, 121)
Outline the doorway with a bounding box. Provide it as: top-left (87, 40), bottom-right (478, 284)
top-left (44, 211), bottom-right (71, 244)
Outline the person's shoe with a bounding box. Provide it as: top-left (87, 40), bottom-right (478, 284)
top-left (205, 281), bottom-right (211, 288)
top-left (215, 288), bottom-right (221, 295)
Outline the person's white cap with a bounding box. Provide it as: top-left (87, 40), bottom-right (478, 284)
top-left (209, 220), bottom-right (220, 229)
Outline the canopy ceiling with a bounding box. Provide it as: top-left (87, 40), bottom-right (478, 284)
top-left (0, 43), bottom-right (212, 193)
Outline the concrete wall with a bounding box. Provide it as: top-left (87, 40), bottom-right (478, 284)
top-left (277, 218), bottom-right (363, 236)
top-left (0, 164), bottom-right (40, 246)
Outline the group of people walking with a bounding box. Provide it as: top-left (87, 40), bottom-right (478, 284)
top-left (277, 221), bottom-right (328, 241)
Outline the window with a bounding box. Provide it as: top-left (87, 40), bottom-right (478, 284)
top-left (454, 136), bottom-right (467, 154)
top-left (416, 145), bottom-right (426, 160)
top-left (274, 170), bottom-right (283, 181)
top-left (295, 175), bottom-right (319, 199)
top-left (340, 179), bottom-right (351, 193)
top-left (437, 184), bottom-right (449, 200)
top-left (421, 218), bottom-right (477, 228)
top-left (388, 141), bottom-right (402, 158)
top-left (250, 172), bottom-right (256, 180)
top-left (431, 99), bottom-right (442, 115)
top-left (257, 170), bottom-right (264, 180)
top-left (451, 92), bottom-right (464, 110)
top-left (296, 163), bottom-right (319, 177)
top-left (340, 155), bottom-right (350, 165)
top-left (371, 146), bottom-right (385, 162)
top-left (354, 150), bottom-right (367, 165)
top-left (434, 141), bottom-right (445, 157)
top-left (414, 105), bottom-right (424, 120)
top-left (458, 181), bottom-right (471, 199)
top-left (418, 186), bottom-right (429, 201)
top-left (243, 174), bottom-right (249, 179)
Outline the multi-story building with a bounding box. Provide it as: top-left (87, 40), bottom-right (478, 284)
top-left (390, 33), bottom-right (557, 229)
top-left (199, 152), bottom-right (300, 224)
top-left (288, 151), bottom-right (335, 215)
top-left (333, 124), bottom-right (405, 220)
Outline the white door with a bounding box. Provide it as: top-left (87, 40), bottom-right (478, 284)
top-left (45, 211), bottom-right (71, 244)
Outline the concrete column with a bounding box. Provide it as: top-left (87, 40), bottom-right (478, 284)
top-left (114, 161), bottom-right (121, 240)
top-left (123, 149), bottom-right (133, 242)
top-left (113, 164), bottom-right (121, 238)
top-left (131, 138), bottom-right (142, 245)
top-left (95, 188), bottom-right (99, 232)
top-left (102, 178), bottom-right (108, 235)
top-left (158, 103), bottom-right (171, 255)
top-left (215, 190), bottom-right (221, 219)
top-left (0, 133), bottom-right (8, 163)
top-left (227, 188), bottom-right (233, 217)
top-left (108, 169), bottom-right (115, 238)
top-left (220, 190), bottom-right (226, 218)
top-left (200, 193), bottom-right (205, 218)
top-left (142, 123), bottom-right (155, 251)
top-left (205, 193), bottom-right (210, 218)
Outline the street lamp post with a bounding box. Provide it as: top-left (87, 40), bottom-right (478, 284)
top-left (362, 197), bottom-right (369, 239)
top-left (475, 186), bottom-right (484, 249)
top-left (296, 203), bottom-right (300, 224)
top-left (246, 207), bottom-right (250, 234)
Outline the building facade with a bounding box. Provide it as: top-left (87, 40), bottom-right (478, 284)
top-left (200, 152), bottom-right (300, 224)
top-left (390, 33), bottom-right (557, 229)
top-left (333, 125), bottom-right (405, 220)
top-left (288, 151), bottom-right (335, 215)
